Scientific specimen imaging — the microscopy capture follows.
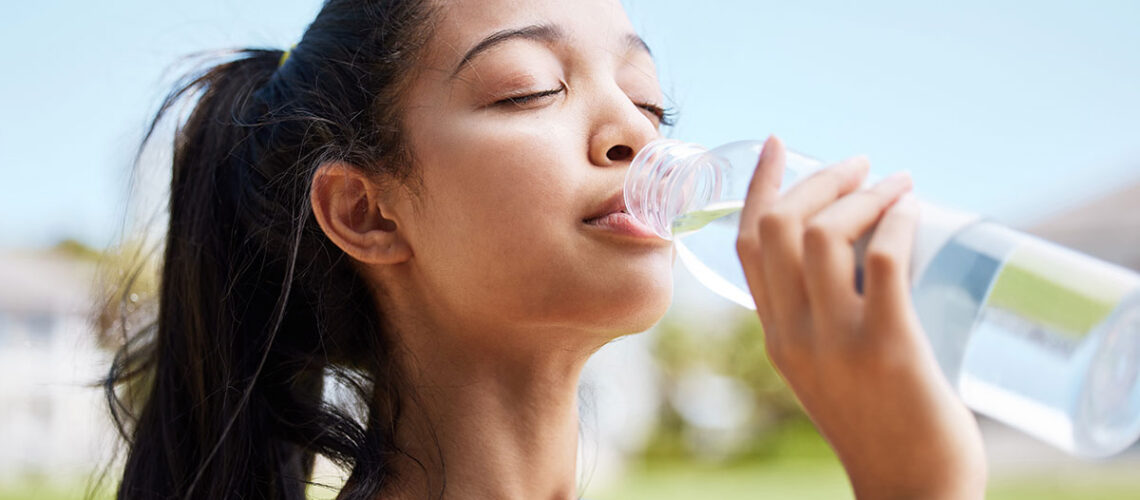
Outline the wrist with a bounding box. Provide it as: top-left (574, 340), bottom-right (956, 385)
top-left (846, 454), bottom-right (987, 500)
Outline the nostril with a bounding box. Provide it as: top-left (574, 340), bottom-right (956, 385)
top-left (606, 145), bottom-right (634, 162)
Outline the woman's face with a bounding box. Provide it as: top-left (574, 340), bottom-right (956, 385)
top-left (393, 0), bottom-right (673, 341)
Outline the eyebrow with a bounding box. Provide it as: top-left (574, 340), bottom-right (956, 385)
top-left (450, 24), bottom-right (654, 78)
top-left (452, 24), bottom-right (564, 78)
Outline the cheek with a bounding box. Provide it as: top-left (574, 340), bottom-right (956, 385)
top-left (418, 117), bottom-right (574, 214)
top-left (414, 127), bottom-right (575, 261)
top-left (403, 111), bottom-right (673, 333)
top-left (424, 224), bottom-right (674, 335)
top-left (406, 134), bottom-right (579, 308)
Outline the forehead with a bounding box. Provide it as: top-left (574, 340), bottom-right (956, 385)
top-left (426, 0), bottom-right (637, 64)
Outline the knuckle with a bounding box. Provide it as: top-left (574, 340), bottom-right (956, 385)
top-left (865, 248), bottom-right (900, 278)
top-left (736, 232), bottom-right (760, 255)
top-left (801, 222), bottom-right (835, 257)
top-left (758, 211), bottom-right (795, 240)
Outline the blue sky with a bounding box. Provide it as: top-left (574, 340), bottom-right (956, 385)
top-left (2, 0), bottom-right (1138, 249)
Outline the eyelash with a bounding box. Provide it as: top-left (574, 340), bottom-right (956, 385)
top-left (494, 86), bottom-right (677, 128)
top-left (639, 103), bottom-right (677, 127)
top-left (495, 85), bottom-right (566, 106)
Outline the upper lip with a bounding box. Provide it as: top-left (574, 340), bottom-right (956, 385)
top-left (583, 190), bottom-right (628, 222)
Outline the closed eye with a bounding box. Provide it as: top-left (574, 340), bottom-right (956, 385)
top-left (495, 85), bottom-right (566, 106)
top-left (637, 103), bottom-right (677, 127)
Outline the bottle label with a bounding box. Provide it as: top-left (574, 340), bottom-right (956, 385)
top-left (957, 236), bottom-right (1140, 451)
top-left (976, 238), bottom-right (1137, 358)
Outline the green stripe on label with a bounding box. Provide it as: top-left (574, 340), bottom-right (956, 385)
top-left (985, 241), bottom-right (1133, 340)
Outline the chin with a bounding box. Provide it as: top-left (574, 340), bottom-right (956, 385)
top-left (517, 245), bottom-right (675, 337)
top-left (590, 267), bottom-right (674, 336)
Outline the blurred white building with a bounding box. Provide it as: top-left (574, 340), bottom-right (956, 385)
top-left (1027, 181), bottom-right (1140, 271)
top-left (0, 249), bottom-right (110, 481)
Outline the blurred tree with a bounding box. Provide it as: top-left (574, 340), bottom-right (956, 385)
top-left (91, 238), bottom-right (160, 350)
top-left (644, 309), bottom-right (817, 462)
top-left (53, 238), bottom-right (103, 261)
top-left (89, 236), bottom-right (161, 431)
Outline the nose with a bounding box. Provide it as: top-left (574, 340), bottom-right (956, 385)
top-left (588, 93), bottom-right (661, 168)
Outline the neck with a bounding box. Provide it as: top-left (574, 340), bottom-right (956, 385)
top-left (386, 326), bottom-right (597, 500)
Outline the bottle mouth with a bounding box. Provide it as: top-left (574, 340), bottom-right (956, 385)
top-left (1080, 299), bottom-right (1140, 457)
top-left (624, 139), bottom-right (723, 240)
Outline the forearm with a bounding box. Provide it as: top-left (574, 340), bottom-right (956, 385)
top-left (840, 439), bottom-right (988, 500)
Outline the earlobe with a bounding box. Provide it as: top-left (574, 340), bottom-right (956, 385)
top-left (310, 162), bottom-right (413, 265)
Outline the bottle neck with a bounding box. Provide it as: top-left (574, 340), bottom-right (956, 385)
top-left (624, 139), bottom-right (726, 240)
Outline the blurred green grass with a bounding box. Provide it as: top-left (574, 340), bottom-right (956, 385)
top-left (591, 458), bottom-right (851, 500)
top-left (0, 480), bottom-right (110, 500)
top-left (590, 458), bottom-right (1140, 500)
top-left (591, 419), bottom-right (1140, 500)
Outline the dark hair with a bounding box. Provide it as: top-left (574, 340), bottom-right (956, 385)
top-left (102, 1), bottom-right (436, 498)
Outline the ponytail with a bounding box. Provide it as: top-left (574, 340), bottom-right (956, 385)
top-left (103, 1), bottom-right (434, 498)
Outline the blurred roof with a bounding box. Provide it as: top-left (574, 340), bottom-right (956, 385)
top-left (1023, 180), bottom-right (1140, 272)
top-left (0, 250), bottom-right (96, 316)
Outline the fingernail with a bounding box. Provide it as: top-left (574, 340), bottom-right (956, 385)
top-left (759, 135), bottom-right (782, 164)
top-left (897, 192), bottom-right (920, 212)
top-left (875, 170), bottom-right (912, 190)
top-left (762, 135), bottom-right (780, 154)
top-left (833, 155), bottom-right (868, 175)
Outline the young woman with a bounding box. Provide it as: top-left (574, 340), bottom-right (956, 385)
top-left (105, 0), bottom-right (987, 498)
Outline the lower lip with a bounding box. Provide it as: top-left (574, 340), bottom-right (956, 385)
top-left (583, 212), bottom-right (664, 240)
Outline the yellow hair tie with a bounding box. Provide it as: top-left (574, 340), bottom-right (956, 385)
top-left (278, 44), bottom-right (296, 68)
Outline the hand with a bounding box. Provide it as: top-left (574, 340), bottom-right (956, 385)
top-left (735, 136), bottom-right (987, 499)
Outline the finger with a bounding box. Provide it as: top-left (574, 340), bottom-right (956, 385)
top-left (775, 156), bottom-right (870, 225)
top-left (802, 172), bottom-right (914, 325)
top-left (737, 135), bottom-right (786, 316)
top-left (758, 156), bottom-right (871, 327)
top-left (863, 192), bottom-right (922, 336)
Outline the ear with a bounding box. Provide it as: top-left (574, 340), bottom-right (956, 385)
top-left (310, 162), bottom-right (412, 265)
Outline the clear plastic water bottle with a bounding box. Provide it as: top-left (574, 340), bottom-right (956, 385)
top-left (625, 138), bottom-right (1140, 458)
